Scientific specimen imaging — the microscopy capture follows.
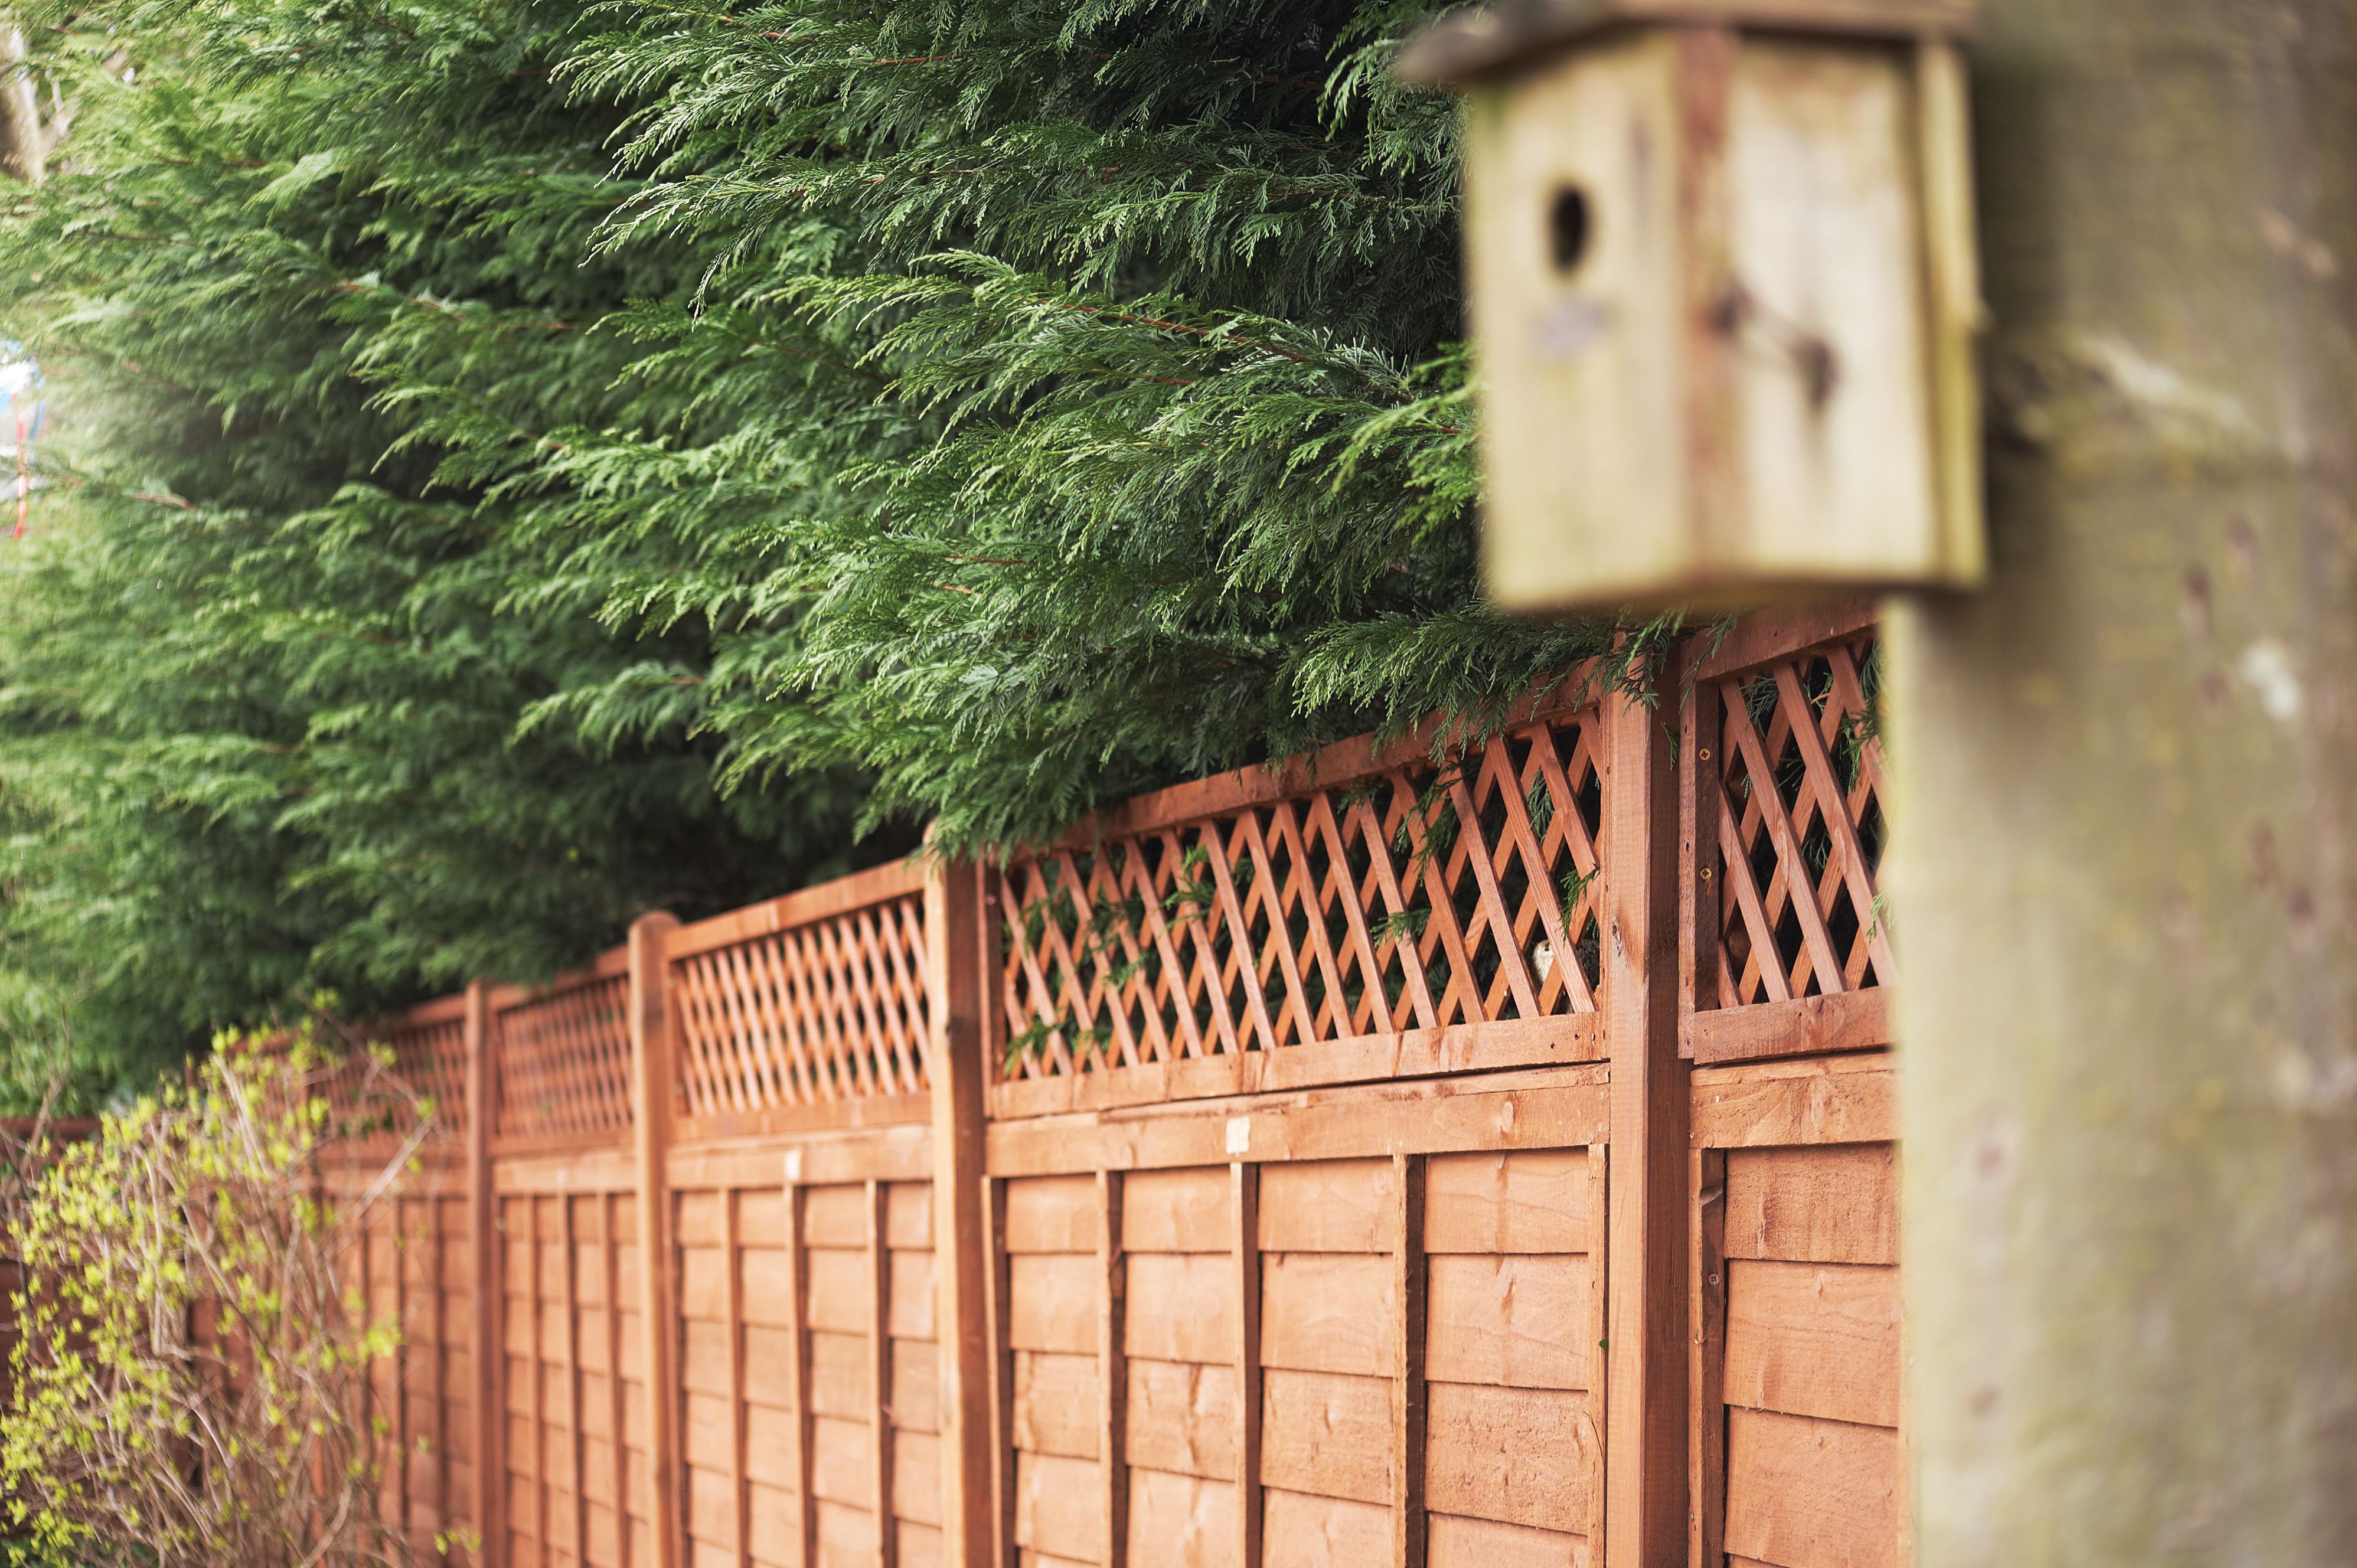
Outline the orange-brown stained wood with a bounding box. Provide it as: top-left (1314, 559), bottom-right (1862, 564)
top-left (1723, 1145), bottom-right (1896, 1265)
top-left (1260, 1488), bottom-right (1388, 1564)
top-left (1014, 1451), bottom-right (1104, 1562)
top-left (1425, 1512), bottom-right (1588, 1568)
top-left (1124, 1254), bottom-right (1235, 1365)
top-left (1600, 673), bottom-right (1690, 1568)
top-left (1230, 1165), bottom-right (1262, 1568)
top-left (1422, 1151), bottom-right (1589, 1256)
top-left (1122, 1168), bottom-right (1234, 1253)
top-left (627, 910), bottom-right (685, 1568)
top-left (1126, 1360), bottom-right (1240, 1481)
top-left (1721, 1408), bottom-right (1898, 1568)
top-left (1255, 1159), bottom-right (1398, 1253)
top-left (1425, 1256), bottom-right (1590, 1391)
top-left (1392, 1151), bottom-right (1428, 1568)
top-left (1723, 1261), bottom-right (1900, 1429)
top-left (1258, 1253), bottom-right (1395, 1378)
top-left (1422, 1383), bottom-right (1594, 1536)
top-left (1126, 1468), bottom-right (1239, 1568)
top-left (1258, 1368), bottom-right (1393, 1504)
top-left (1011, 1351), bottom-right (1099, 1459)
top-left (465, 979), bottom-right (504, 1566)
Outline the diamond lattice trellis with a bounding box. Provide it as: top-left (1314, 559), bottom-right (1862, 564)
top-left (494, 973), bottom-right (634, 1142)
top-left (671, 891), bottom-right (932, 1117)
top-left (1708, 631), bottom-right (1892, 1008)
top-left (993, 708), bottom-right (1607, 1083)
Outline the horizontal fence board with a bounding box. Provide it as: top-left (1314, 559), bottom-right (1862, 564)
top-left (1258, 1368), bottom-right (1391, 1505)
top-left (1685, 989), bottom-right (1893, 1066)
top-left (1004, 1176), bottom-right (1101, 1255)
top-left (1691, 1053), bottom-right (1894, 1149)
top-left (1007, 1254), bottom-right (1098, 1354)
top-left (1122, 1167), bottom-right (1235, 1253)
top-left (1126, 1253), bottom-right (1236, 1364)
top-left (1129, 1467), bottom-right (1239, 1568)
top-left (1426, 1254), bottom-right (1591, 1390)
top-left (1424, 1383), bottom-right (1592, 1534)
top-left (1725, 1144), bottom-right (1897, 1265)
top-left (1256, 1159), bottom-right (1398, 1254)
top-left (1261, 1486), bottom-right (1389, 1567)
top-left (1014, 1451), bottom-right (1104, 1563)
top-left (1724, 1260), bottom-right (1901, 1428)
top-left (1424, 1149), bottom-right (1590, 1255)
top-left (986, 1074), bottom-right (1608, 1178)
top-left (1723, 1408), bottom-right (1900, 1568)
top-left (1426, 1513), bottom-right (1589, 1568)
top-left (991, 1017), bottom-right (1607, 1119)
top-left (1260, 1253), bottom-right (1395, 1377)
top-left (1013, 1351), bottom-right (1099, 1459)
top-left (1128, 1358), bottom-right (1240, 1481)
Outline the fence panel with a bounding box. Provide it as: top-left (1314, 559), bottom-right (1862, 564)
top-left (312, 610), bottom-right (1910, 1568)
top-left (986, 1073), bottom-right (1611, 1568)
top-left (1682, 609), bottom-right (1903, 1568)
top-left (990, 694), bottom-right (1609, 1119)
top-left (662, 867), bottom-right (945, 1568)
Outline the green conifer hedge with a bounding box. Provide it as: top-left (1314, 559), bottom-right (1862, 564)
top-left (0, 0), bottom-right (1626, 1096)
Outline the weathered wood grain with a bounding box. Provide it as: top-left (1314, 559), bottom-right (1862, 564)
top-left (1012, 1351), bottom-right (1099, 1459)
top-left (1425, 1255), bottom-right (1589, 1390)
top-left (1723, 1145), bottom-right (1896, 1265)
top-left (1256, 1159), bottom-right (1398, 1253)
top-left (1259, 1368), bottom-right (1393, 1505)
top-left (1423, 1151), bottom-right (1588, 1256)
top-left (1722, 1407), bottom-right (1899, 1568)
top-left (1723, 1260), bottom-right (1900, 1428)
top-left (1127, 1360), bottom-right (1240, 1481)
top-left (1124, 1168), bottom-right (1233, 1253)
top-left (1125, 1253), bottom-right (1236, 1365)
top-left (1261, 1487), bottom-right (1389, 1567)
top-left (1259, 1253), bottom-right (1395, 1377)
top-left (1126, 1468), bottom-right (1239, 1568)
top-left (1422, 1384), bottom-right (1593, 1535)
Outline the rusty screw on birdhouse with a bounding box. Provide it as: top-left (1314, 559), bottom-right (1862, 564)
top-left (1399, 0), bottom-right (1987, 613)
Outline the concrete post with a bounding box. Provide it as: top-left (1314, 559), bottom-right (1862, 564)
top-left (1888, 2), bottom-right (2357, 1562)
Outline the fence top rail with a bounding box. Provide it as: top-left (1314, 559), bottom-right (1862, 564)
top-left (668, 857), bottom-right (931, 962)
top-left (1027, 660), bottom-right (1607, 855)
top-left (386, 992), bottom-right (469, 1031)
top-left (1690, 598), bottom-right (1878, 684)
top-left (487, 943), bottom-right (631, 1014)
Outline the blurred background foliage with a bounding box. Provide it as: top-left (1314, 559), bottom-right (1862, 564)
top-left (0, 0), bottom-right (1624, 1103)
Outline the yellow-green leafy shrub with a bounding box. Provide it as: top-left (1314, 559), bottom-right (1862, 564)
top-left (0, 1025), bottom-right (431, 1566)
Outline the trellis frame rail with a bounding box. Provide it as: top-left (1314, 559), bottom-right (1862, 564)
top-left (346, 599), bottom-right (1893, 1568)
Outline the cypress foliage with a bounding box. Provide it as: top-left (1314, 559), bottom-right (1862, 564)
top-left (0, 0), bottom-right (1631, 1094)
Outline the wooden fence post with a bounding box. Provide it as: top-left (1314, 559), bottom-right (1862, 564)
top-left (628, 911), bottom-right (684, 1568)
top-left (463, 978), bottom-right (502, 1568)
top-left (1601, 669), bottom-right (1689, 1568)
top-left (927, 857), bottom-right (995, 1568)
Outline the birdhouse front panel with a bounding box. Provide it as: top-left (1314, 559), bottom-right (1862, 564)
top-left (1462, 31), bottom-right (1692, 610)
top-left (1438, 11), bottom-right (1984, 613)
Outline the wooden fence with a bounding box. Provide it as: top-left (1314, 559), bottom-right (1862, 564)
top-left (327, 602), bottom-right (1895, 1568)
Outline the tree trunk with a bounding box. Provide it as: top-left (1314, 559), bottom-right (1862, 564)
top-left (0, 23), bottom-right (53, 183)
top-left (1889, 1), bottom-right (2357, 1563)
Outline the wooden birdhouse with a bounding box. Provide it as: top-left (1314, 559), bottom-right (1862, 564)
top-left (1399, 0), bottom-right (1984, 612)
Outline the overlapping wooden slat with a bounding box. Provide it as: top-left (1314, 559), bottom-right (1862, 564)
top-left (993, 701), bottom-right (1607, 1090)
